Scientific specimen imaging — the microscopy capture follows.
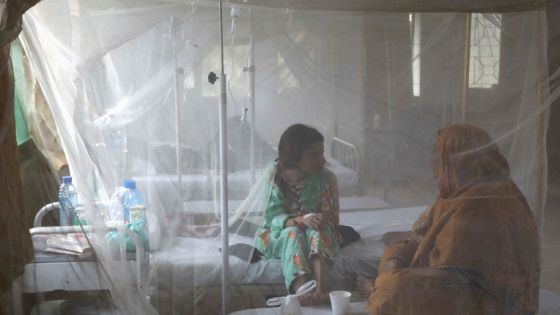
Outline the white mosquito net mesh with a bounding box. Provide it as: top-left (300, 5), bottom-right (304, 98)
top-left (14, 0), bottom-right (556, 314)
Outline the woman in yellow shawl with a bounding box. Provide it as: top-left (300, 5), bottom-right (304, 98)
top-left (368, 124), bottom-right (539, 315)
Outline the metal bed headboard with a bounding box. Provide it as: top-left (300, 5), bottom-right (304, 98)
top-left (331, 136), bottom-right (359, 175)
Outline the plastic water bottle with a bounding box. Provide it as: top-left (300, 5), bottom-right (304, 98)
top-left (58, 176), bottom-right (78, 226)
top-left (111, 179), bottom-right (149, 252)
top-left (122, 179), bottom-right (146, 224)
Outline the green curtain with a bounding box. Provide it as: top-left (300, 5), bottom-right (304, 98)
top-left (11, 41), bottom-right (31, 146)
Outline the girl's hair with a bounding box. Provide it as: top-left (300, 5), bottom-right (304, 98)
top-left (277, 124), bottom-right (324, 169)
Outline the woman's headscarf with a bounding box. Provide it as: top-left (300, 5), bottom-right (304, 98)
top-left (434, 124), bottom-right (511, 198)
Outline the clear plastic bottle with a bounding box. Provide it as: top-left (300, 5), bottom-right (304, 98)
top-left (58, 176), bottom-right (78, 226)
top-left (112, 179), bottom-right (149, 252)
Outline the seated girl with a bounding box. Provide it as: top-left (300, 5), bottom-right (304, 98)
top-left (254, 124), bottom-right (341, 305)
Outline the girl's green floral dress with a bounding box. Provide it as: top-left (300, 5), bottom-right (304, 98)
top-left (254, 163), bottom-right (341, 291)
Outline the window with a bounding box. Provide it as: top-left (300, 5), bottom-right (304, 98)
top-left (469, 13), bottom-right (502, 88)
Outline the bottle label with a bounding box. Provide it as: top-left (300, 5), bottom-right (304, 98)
top-left (130, 205), bottom-right (146, 223)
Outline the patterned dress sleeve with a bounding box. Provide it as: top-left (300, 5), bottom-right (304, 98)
top-left (266, 183), bottom-right (293, 238)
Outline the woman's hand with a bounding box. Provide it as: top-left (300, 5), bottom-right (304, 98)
top-left (302, 213), bottom-right (326, 230)
top-left (381, 257), bottom-right (408, 274)
top-left (378, 237), bottom-right (418, 274)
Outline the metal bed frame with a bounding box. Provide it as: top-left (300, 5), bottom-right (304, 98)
top-left (13, 202), bottom-right (148, 315)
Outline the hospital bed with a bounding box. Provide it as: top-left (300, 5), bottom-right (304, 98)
top-left (150, 197), bottom-right (400, 314)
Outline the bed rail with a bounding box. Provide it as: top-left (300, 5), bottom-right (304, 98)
top-left (30, 202), bottom-right (148, 294)
top-left (332, 136), bottom-right (359, 175)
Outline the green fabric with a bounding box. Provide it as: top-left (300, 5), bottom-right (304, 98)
top-left (14, 96), bottom-right (30, 145)
top-left (106, 218), bottom-right (150, 253)
top-left (254, 163), bottom-right (340, 291)
top-left (10, 41), bottom-right (31, 145)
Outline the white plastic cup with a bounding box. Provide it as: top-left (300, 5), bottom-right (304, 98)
top-left (329, 290), bottom-right (351, 315)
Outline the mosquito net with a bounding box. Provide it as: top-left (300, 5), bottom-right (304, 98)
top-left (15, 0), bottom-right (555, 314)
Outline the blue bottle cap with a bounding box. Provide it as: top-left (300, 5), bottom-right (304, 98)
top-left (123, 179), bottom-right (136, 189)
top-left (62, 176), bottom-right (72, 184)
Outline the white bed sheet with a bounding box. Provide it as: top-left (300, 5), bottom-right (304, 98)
top-left (152, 206), bottom-right (426, 288)
top-left (152, 235), bottom-right (253, 287)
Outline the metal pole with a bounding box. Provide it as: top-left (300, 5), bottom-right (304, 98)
top-left (536, 77), bottom-right (545, 233)
top-left (535, 11), bottom-right (546, 233)
top-left (218, 2), bottom-right (230, 314)
top-left (248, 8), bottom-right (256, 183)
top-left (383, 21), bottom-right (393, 128)
top-left (461, 13), bottom-right (472, 123)
top-left (171, 17), bottom-right (183, 217)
